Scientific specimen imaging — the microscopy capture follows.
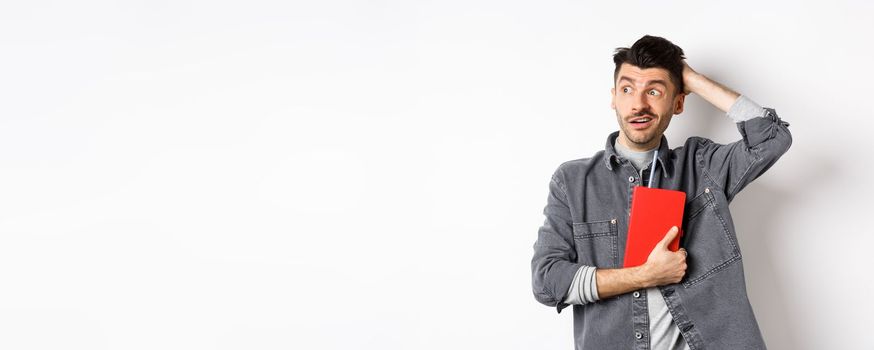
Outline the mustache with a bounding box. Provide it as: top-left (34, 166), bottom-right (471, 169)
top-left (626, 110), bottom-right (656, 121)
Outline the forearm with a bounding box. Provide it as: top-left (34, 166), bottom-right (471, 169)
top-left (685, 71), bottom-right (740, 113)
top-left (595, 266), bottom-right (648, 299)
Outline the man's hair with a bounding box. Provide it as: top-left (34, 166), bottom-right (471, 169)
top-left (613, 35), bottom-right (686, 94)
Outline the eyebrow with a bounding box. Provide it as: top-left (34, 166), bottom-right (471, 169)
top-left (618, 76), bottom-right (669, 88)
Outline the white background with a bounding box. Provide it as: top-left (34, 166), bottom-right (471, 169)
top-left (1, 1), bottom-right (871, 349)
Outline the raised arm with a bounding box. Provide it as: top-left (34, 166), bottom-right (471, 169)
top-left (681, 61), bottom-right (792, 201)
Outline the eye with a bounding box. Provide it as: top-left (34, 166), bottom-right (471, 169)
top-left (648, 89), bottom-right (661, 96)
top-left (622, 87), bottom-right (632, 94)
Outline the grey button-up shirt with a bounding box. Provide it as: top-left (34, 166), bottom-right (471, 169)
top-left (531, 108), bottom-right (792, 349)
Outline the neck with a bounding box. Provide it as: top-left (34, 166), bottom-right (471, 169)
top-left (617, 133), bottom-right (661, 152)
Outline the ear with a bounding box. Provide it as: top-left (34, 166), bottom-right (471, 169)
top-left (610, 87), bottom-right (616, 110)
top-left (673, 92), bottom-right (685, 115)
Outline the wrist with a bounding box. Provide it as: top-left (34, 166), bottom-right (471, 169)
top-left (684, 71), bottom-right (705, 94)
top-left (631, 265), bottom-right (651, 289)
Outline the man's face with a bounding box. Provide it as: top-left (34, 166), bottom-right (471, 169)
top-left (611, 63), bottom-right (685, 151)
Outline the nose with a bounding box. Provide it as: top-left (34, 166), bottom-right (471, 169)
top-left (631, 91), bottom-right (649, 114)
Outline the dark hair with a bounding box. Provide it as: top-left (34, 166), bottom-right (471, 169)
top-left (613, 35), bottom-right (686, 94)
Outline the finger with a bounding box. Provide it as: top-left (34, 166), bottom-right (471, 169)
top-left (659, 226), bottom-right (679, 248)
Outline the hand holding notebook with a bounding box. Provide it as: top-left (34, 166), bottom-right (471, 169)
top-left (634, 226), bottom-right (689, 286)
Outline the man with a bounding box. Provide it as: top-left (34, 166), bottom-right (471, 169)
top-left (530, 35), bottom-right (791, 349)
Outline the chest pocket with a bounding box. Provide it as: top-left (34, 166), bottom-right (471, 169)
top-left (681, 188), bottom-right (741, 288)
top-left (572, 219), bottom-right (619, 268)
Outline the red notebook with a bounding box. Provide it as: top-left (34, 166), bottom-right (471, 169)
top-left (622, 186), bottom-right (686, 268)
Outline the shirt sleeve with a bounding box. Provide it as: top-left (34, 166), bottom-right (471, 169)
top-left (697, 96), bottom-right (792, 202)
top-left (531, 167), bottom-right (587, 313)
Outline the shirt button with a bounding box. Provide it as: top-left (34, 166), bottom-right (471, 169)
top-left (633, 291), bottom-right (640, 298)
top-left (628, 176), bottom-right (635, 182)
top-left (611, 219), bottom-right (617, 224)
top-left (635, 332), bottom-right (642, 339)
top-left (705, 187), bottom-right (710, 193)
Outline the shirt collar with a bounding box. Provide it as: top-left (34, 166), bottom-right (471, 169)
top-left (603, 131), bottom-right (673, 176)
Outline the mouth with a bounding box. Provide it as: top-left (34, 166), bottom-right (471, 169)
top-left (627, 116), bottom-right (655, 130)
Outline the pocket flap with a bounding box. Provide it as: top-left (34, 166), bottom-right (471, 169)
top-left (572, 219), bottom-right (617, 238)
top-left (685, 188), bottom-right (715, 221)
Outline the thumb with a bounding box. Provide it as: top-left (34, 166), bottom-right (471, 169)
top-left (658, 226), bottom-right (679, 249)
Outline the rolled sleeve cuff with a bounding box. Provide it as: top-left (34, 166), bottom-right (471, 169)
top-left (737, 107), bottom-right (790, 149)
top-left (550, 262), bottom-right (584, 313)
